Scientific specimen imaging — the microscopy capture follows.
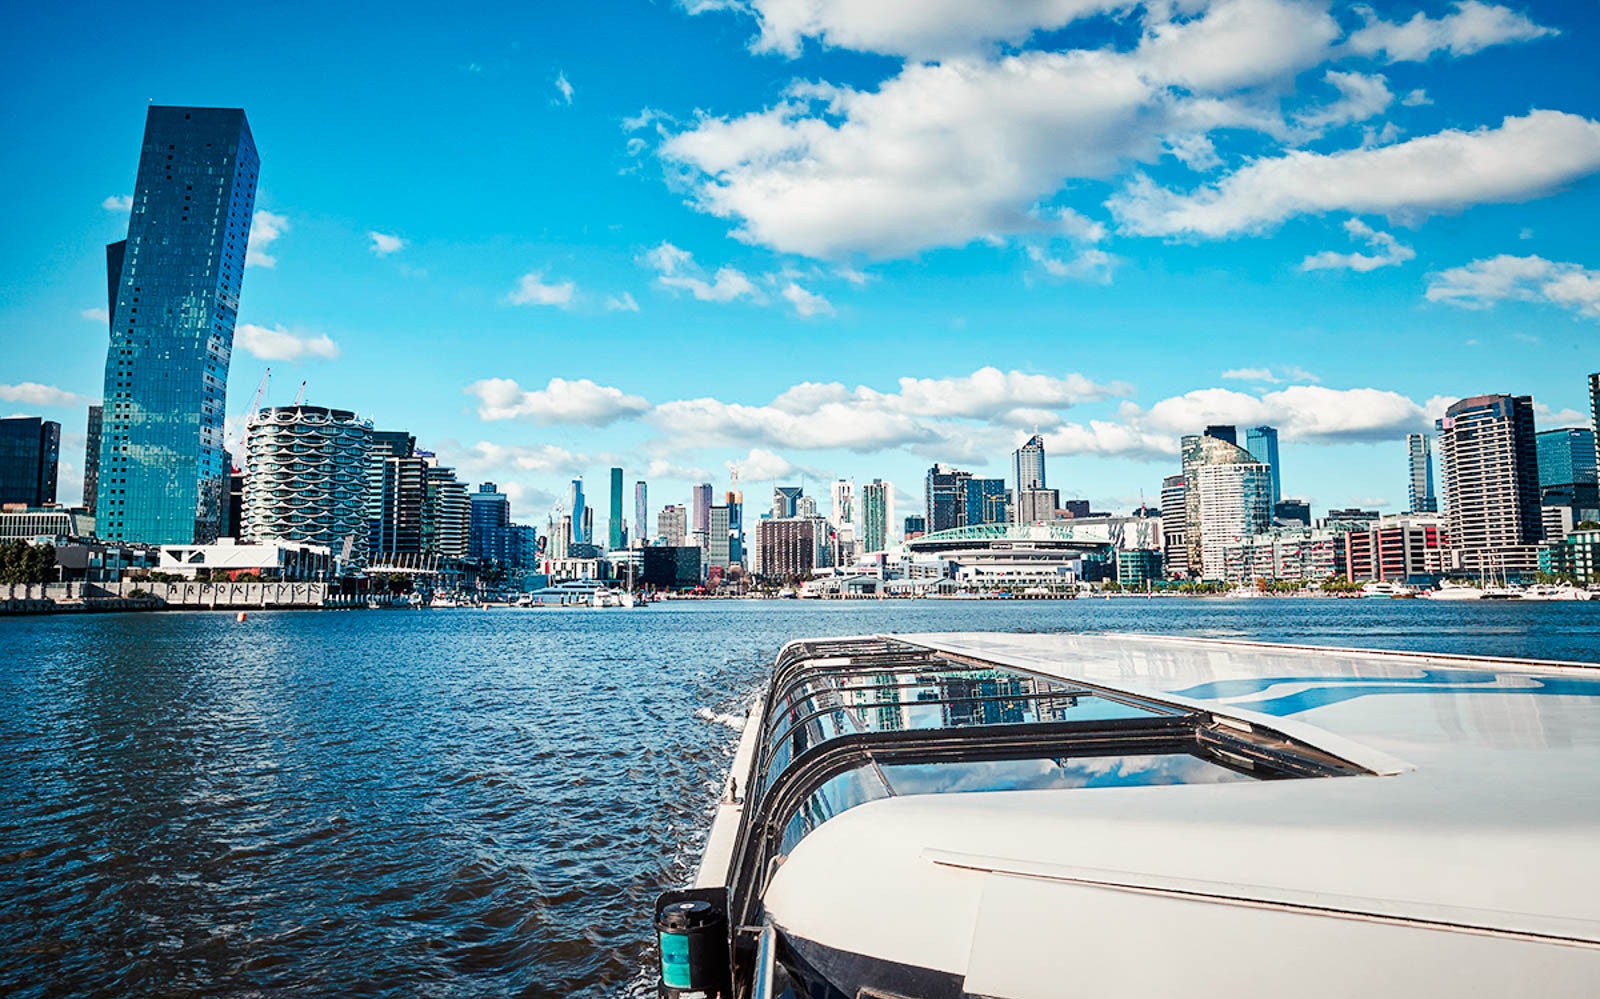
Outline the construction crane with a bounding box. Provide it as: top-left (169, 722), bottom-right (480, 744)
top-left (247, 368), bottom-right (270, 416)
top-left (292, 380), bottom-right (307, 406)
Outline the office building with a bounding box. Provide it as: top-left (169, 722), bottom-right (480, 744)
top-left (424, 462), bottom-right (470, 559)
top-left (1535, 427), bottom-right (1599, 524)
top-left (860, 479), bottom-right (891, 553)
top-left (903, 515), bottom-right (927, 539)
top-left (241, 405), bottom-right (373, 565)
top-left (1160, 474), bottom-right (1188, 578)
top-left (372, 448), bottom-right (427, 560)
top-left (1012, 434), bottom-right (1047, 491)
top-left (0, 417), bottom-right (61, 507)
top-left (658, 504), bottom-right (687, 547)
top-left (1274, 499), bottom-right (1312, 526)
top-left (1183, 431), bottom-right (1269, 576)
top-left (1116, 548), bottom-right (1163, 589)
top-left (367, 431), bottom-right (416, 557)
top-left (1015, 487), bottom-right (1060, 524)
top-left (1437, 394), bottom-right (1542, 575)
top-left (708, 505), bottom-right (731, 569)
top-left (641, 545), bottom-right (702, 589)
top-left (925, 464), bottom-right (970, 533)
top-left (1406, 433), bottom-right (1437, 514)
top-left (1204, 425), bottom-right (1237, 446)
top-left (223, 454), bottom-right (244, 540)
top-left (691, 483), bottom-right (713, 536)
top-left (726, 488), bottom-right (745, 566)
top-left (608, 467), bottom-right (624, 550)
top-left (1245, 426), bottom-right (1280, 507)
top-left (1197, 462), bottom-right (1274, 580)
top-left (96, 106), bottom-right (259, 544)
top-left (83, 405), bottom-right (102, 516)
top-left (773, 485), bottom-right (803, 519)
top-left (570, 478), bottom-right (587, 546)
top-left (634, 480), bottom-right (648, 548)
top-left (757, 517), bottom-right (820, 579)
top-left (964, 477), bottom-right (1008, 526)
top-left (829, 479), bottom-right (854, 530)
top-left (469, 482), bottom-right (512, 562)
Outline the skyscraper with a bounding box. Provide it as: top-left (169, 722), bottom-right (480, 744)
top-left (470, 482), bottom-right (512, 563)
top-left (1535, 427), bottom-right (1599, 523)
top-left (242, 405), bottom-right (373, 564)
top-left (925, 464), bottom-right (969, 533)
top-left (634, 480), bottom-right (648, 547)
top-left (96, 106), bottom-right (259, 544)
top-left (1160, 474), bottom-right (1187, 578)
top-left (861, 479), bottom-right (891, 553)
top-left (1182, 431), bottom-right (1268, 574)
top-left (608, 467), bottom-right (624, 550)
top-left (570, 478), bottom-right (587, 545)
top-left (829, 479), bottom-right (854, 529)
top-left (691, 483), bottom-right (712, 536)
top-left (0, 417), bottom-right (61, 507)
top-left (657, 504), bottom-right (687, 547)
top-left (773, 485), bottom-right (803, 518)
top-left (1204, 425), bottom-right (1238, 446)
top-left (1406, 433), bottom-right (1437, 514)
top-left (963, 477), bottom-right (1008, 526)
top-left (83, 405), bottom-right (102, 516)
top-left (1244, 426), bottom-right (1280, 507)
top-left (1012, 434), bottom-right (1046, 492)
top-left (1590, 372), bottom-right (1600, 483)
top-left (1437, 394), bottom-right (1542, 575)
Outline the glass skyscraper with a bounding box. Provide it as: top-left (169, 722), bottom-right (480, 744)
top-left (1244, 426), bottom-right (1280, 507)
top-left (96, 106), bottom-right (259, 544)
top-left (1406, 433), bottom-right (1437, 513)
top-left (608, 466), bottom-right (624, 550)
top-left (963, 477), bottom-right (1008, 525)
top-left (1011, 434), bottom-right (1046, 491)
top-left (0, 417), bottom-right (61, 507)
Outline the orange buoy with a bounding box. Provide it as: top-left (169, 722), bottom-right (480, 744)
top-left (236, 611), bottom-right (248, 622)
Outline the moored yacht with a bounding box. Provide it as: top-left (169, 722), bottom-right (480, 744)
top-left (656, 633), bottom-right (1600, 998)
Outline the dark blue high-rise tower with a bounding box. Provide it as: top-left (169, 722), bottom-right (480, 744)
top-left (97, 107), bottom-right (259, 544)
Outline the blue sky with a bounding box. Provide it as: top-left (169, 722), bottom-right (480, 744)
top-left (3, 0), bottom-right (1598, 529)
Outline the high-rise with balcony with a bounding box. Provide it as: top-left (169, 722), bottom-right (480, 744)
top-left (96, 107), bottom-right (259, 544)
top-left (242, 406), bottom-right (372, 565)
top-left (861, 479), bottom-right (891, 553)
top-left (1183, 432), bottom-right (1271, 577)
top-left (1406, 433), bottom-right (1437, 513)
top-left (1437, 394), bottom-right (1542, 575)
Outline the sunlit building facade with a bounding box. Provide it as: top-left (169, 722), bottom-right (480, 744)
top-left (242, 405), bottom-right (372, 565)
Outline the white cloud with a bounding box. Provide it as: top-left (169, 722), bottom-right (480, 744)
top-left (1346, 1), bottom-right (1557, 63)
top-left (1401, 88), bottom-right (1432, 107)
top-left (643, 242), bottom-right (764, 303)
top-left (1425, 254), bottom-right (1600, 319)
top-left (1535, 402), bottom-right (1588, 427)
top-left (505, 272), bottom-right (577, 307)
top-left (606, 292), bottom-right (641, 312)
top-left (246, 210), bottom-right (289, 268)
top-left (726, 447), bottom-right (805, 482)
top-left (369, 231), bottom-right (405, 256)
top-left (555, 70), bottom-right (575, 105)
top-left (1111, 111), bottom-right (1600, 238)
top-left (1135, 385), bottom-right (1430, 443)
top-left (690, 0), bottom-right (1126, 59)
top-left (1220, 366), bottom-right (1322, 384)
top-left (467, 376), bottom-right (650, 425)
top-left (781, 282), bottom-right (833, 317)
top-left (1026, 245), bottom-right (1115, 283)
top-left (646, 458), bottom-right (713, 481)
top-left (102, 195), bottom-right (133, 212)
top-left (0, 383), bottom-right (91, 408)
top-left (235, 324), bottom-right (341, 362)
top-left (81, 307), bottom-right (109, 323)
top-left (657, 0), bottom-right (1343, 260)
top-left (1292, 70), bottom-right (1393, 134)
top-left (1300, 218), bottom-right (1415, 272)
top-left (1221, 367), bottom-right (1276, 382)
top-left (436, 439), bottom-right (590, 484)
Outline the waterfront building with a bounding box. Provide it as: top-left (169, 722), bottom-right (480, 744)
top-left (608, 467), bottom-right (625, 551)
top-left (1342, 513), bottom-right (1448, 582)
top-left (241, 405), bottom-right (373, 566)
top-left (1197, 461), bottom-right (1274, 581)
top-left (1015, 487), bottom-right (1060, 524)
top-left (1437, 394), bottom-right (1543, 576)
top-left (757, 517), bottom-right (820, 579)
top-left (0, 505), bottom-right (94, 541)
top-left (423, 462), bottom-right (469, 560)
top-left (0, 417), bottom-right (61, 508)
top-left (373, 450), bottom-right (428, 559)
top-left (155, 537), bottom-right (329, 581)
top-left (570, 478), bottom-right (587, 546)
top-left (925, 464), bottom-right (970, 533)
top-left (1116, 548), bottom-right (1163, 589)
top-left (1245, 426), bottom-right (1281, 507)
top-left (366, 431), bottom-right (416, 557)
top-left (96, 106), bottom-right (259, 545)
top-left (1274, 499), bottom-right (1311, 526)
top-left (1204, 425), bottom-right (1237, 446)
top-left (1182, 432), bottom-right (1268, 575)
top-left (708, 505), bottom-right (731, 569)
top-left (860, 479), bottom-right (891, 553)
top-left (1407, 433), bottom-right (1437, 513)
top-left (1539, 525), bottom-right (1600, 582)
top-left (634, 480), bottom-right (648, 549)
top-left (469, 482), bottom-right (511, 562)
top-left (1160, 474), bottom-right (1188, 578)
top-left (1535, 427), bottom-right (1599, 524)
top-left (963, 477), bottom-right (1008, 526)
top-left (83, 405), bottom-right (102, 517)
top-left (1012, 434), bottom-right (1047, 492)
top-left (658, 504), bottom-right (687, 547)
top-left (1221, 527), bottom-right (1343, 585)
top-left (773, 485), bottom-right (803, 519)
top-left (641, 545), bottom-right (701, 589)
top-left (54, 539), bottom-right (157, 582)
top-left (691, 483), bottom-right (713, 536)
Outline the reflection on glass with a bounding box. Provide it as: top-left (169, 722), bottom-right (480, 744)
top-left (779, 765), bottom-right (891, 854)
top-left (878, 753), bottom-right (1254, 796)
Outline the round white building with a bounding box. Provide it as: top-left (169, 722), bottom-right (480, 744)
top-left (243, 406), bottom-right (373, 566)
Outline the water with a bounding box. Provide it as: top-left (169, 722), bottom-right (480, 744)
top-left (2, 599), bottom-right (1597, 997)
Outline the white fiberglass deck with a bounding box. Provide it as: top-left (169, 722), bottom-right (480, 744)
top-left (756, 633), bottom-right (1600, 997)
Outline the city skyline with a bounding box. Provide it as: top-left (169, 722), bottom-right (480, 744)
top-left (4, 2), bottom-right (1600, 523)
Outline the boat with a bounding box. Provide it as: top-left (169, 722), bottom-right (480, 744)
top-left (1522, 584), bottom-right (1594, 601)
top-left (654, 633), bottom-right (1600, 998)
top-left (1360, 580), bottom-right (1416, 598)
top-left (1423, 580), bottom-right (1483, 600)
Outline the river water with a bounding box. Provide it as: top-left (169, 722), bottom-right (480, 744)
top-left (3, 598), bottom-right (1598, 997)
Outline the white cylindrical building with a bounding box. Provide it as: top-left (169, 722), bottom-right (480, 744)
top-left (243, 406), bottom-right (373, 566)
